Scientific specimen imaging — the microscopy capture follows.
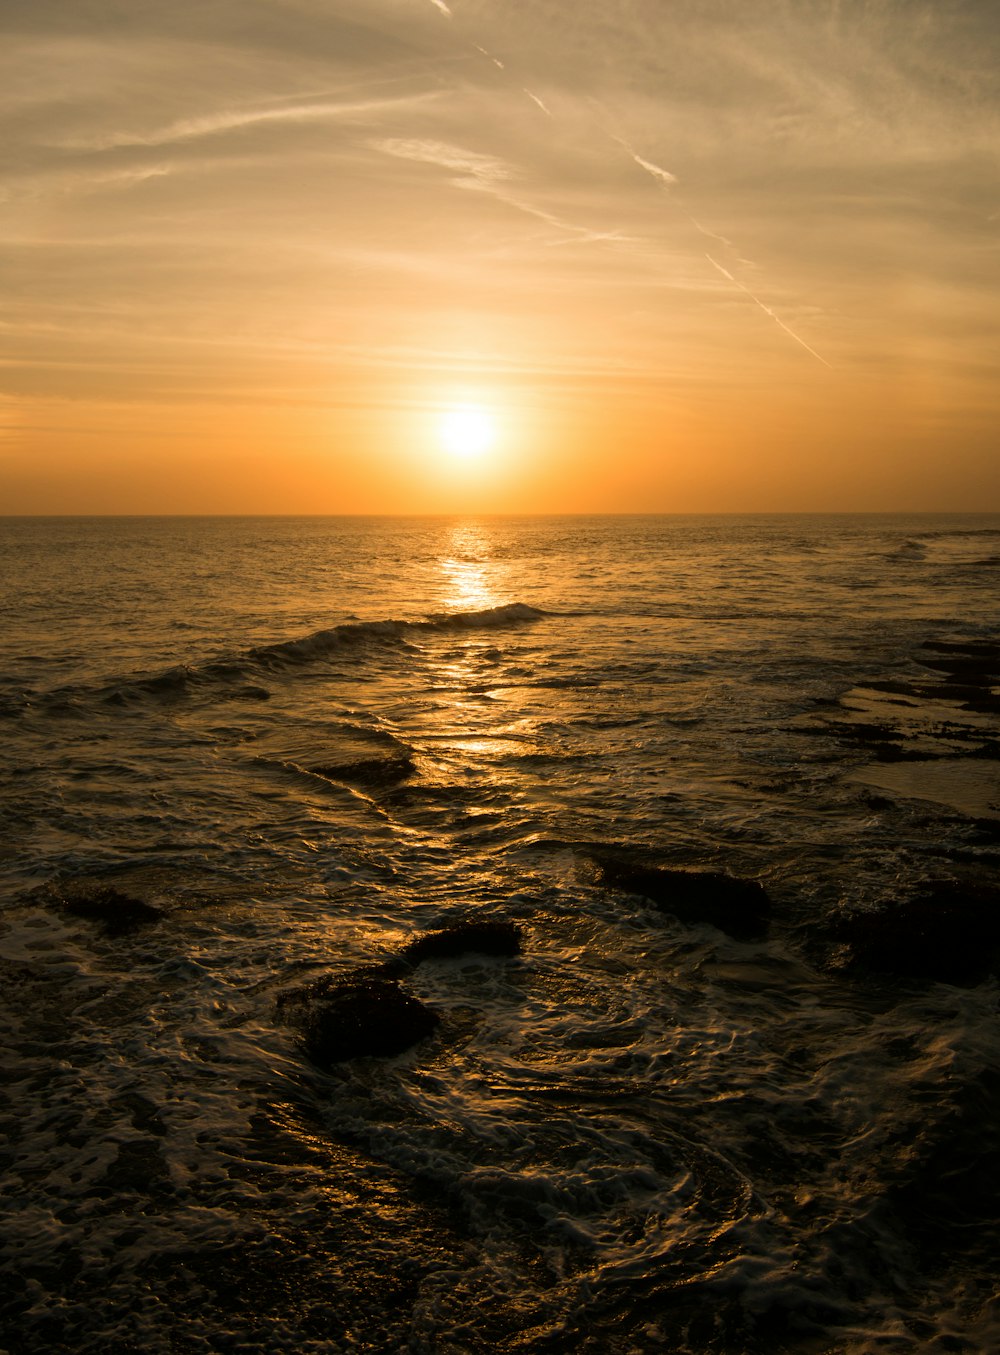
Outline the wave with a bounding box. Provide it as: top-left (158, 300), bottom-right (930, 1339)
top-left (886, 528), bottom-right (1000, 571)
top-left (422, 602), bottom-right (547, 629)
top-left (250, 602), bottom-right (547, 668)
top-left (885, 539), bottom-right (927, 561)
top-left (12, 602), bottom-right (550, 715)
top-left (922, 526), bottom-right (1000, 539)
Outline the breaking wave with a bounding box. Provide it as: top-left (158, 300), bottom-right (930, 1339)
top-left (7, 602), bottom-right (550, 715)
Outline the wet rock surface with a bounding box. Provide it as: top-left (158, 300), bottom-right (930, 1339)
top-left (54, 884), bottom-right (164, 937)
top-left (398, 920), bottom-right (522, 966)
top-left (277, 920), bottom-right (522, 1065)
top-left (833, 641), bottom-right (998, 742)
top-left (588, 850), bottom-right (770, 941)
top-left (310, 754), bottom-right (416, 788)
top-left (278, 973), bottom-right (440, 1067)
top-left (794, 638), bottom-right (1000, 818)
top-left (831, 878), bottom-right (1000, 986)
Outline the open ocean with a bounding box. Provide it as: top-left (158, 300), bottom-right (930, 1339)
top-left (2, 512), bottom-right (999, 1354)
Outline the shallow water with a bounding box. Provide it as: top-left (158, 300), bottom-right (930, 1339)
top-left (1, 513), bottom-right (999, 1352)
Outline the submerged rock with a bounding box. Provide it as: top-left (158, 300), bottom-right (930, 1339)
top-left (919, 640), bottom-right (1000, 684)
top-left (590, 852), bottom-right (770, 941)
top-left (310, 754), bottom-right (415, 788)
top-left (279, 972), bottom-right (439, 1067)
top-left (276, 919), bottom-right (522, 1064)
top-left (58, 885), bottom-right (163, 937)
top-left (399, 920), bottom-right (522, 967)
top-left (833, 879), bottom-right (1000, 986)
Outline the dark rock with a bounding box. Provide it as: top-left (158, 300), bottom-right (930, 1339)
top-left (964, 817), bottom-right (1000, 844)
top-left (228, 685), bottom-right (271, 701)
top-left (921, 640), bottom-right (1000, 660)
top-left (833, 879), bottom-right (1000, 986)
top-left (869, 742), bottom-right (931, 762)
top-left (96, 1137), bottom-right (171, 1197)
top-left (864, 679), bottom-right (927, 698)
top-left (966, 739), bottom-right (1000, 757)
top-left (937, 682), bottom-right (995, 702)
top-left (112, 1090), bottom-right (167, 1136)
top-left (961, 694), bottom-right (1000, 715)
top-left (860, 792), bottom-right (896, 810)
top-left (59, 885), bottom-right (163, 937)
top-left (279, 973), bottom-right (439, 1066)
top-left (400, 920), bottom-right (522, 966)
top-left (310, 755), bottom-right (415, 788)
top-left (796, 720), bottom-right (906, 747)
top-left (837, 722), bottom-right (906, 744)
top-left (917, 654), bottom-right (1000, 686)
top-left (881, 1061), bottom-right (1000, 1260)
top-left (590, 853), bottom-right (770, 941)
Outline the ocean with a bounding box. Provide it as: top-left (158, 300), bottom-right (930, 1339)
top-left (1, 513), bottom-right (998, 1353)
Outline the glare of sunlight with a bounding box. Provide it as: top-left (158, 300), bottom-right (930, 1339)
top-left (439, 522), bottom-right (496, 612)
top-left (438, 404), bottom-right (497, 462)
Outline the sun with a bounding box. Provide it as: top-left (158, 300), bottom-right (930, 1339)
top-left (438, 404), bottom-right (496, 462)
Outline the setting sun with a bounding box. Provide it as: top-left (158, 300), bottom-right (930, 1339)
top-left (439, 405), bottom-right (497, 462)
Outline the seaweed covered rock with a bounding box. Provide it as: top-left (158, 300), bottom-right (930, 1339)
top-left (833, 879), bottom-right (1000, 986)
top-left (399, 920), bottom-right (522, 967)
top-left (57, 884), bottom-right (164, 937)
top-left (278, 972), bottom-right (439, 1067)
top-left (590, 852), bottom-right (770, 941)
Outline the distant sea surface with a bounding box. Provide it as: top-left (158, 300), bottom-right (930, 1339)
top-left (2, 513), bottom-right (999, 1353)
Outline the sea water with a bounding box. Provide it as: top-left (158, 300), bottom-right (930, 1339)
top-left (1, 513), bottom-right (998, 1353)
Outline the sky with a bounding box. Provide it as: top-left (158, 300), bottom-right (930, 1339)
top-left (2, 0), bottom-right (999, 514)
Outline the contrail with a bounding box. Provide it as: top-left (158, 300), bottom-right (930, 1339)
top-left (415, 7), bottom-right (829, 368)
top-left (687, 215), bottom-right (734, 250)
top-left (611, 134), bottom-right (678, 187)
top-left (475, 44), bottom-right (505, 69)
top-left (607, 121), bottom-right (829, 367)
top-left (705, 253), bottom-right (831, 367)
top-left (523, 89), bottom-right (552, 116)
top-left (629, 151), bottom-right (677, 186)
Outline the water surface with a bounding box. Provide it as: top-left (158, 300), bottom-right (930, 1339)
top-left (1, 514), bottom-right (998, 1352)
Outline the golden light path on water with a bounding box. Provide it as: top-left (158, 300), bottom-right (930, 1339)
top-left (439, 522), bottom-right (498, 614)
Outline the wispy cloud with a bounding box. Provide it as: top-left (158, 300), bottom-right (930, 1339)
top-left (628, 150), bottom-right (677, 187)
top-left (705, 253), bottom-right (831, 367)
top-left (68, 94), bottom-right (440, 152)
top-left (0, 163), bottom-right (173, 214)
top-left (6, 0), bottom-right (998, 512)
top-left (607, 133), bottom-right (677, 187)
top-left (524, 89), bottom-right (552, 117)
top-left (377, 132), bottom-right (632, 248)
top-left (687, 215), bottom-right (734, 250)
top-left (376, 137), bottom-right (512, 187)
top-left (475, 45), bottom-right (505, 70)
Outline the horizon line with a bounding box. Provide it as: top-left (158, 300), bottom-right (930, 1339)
top-left (3, 509), bottom-right (1000, 520)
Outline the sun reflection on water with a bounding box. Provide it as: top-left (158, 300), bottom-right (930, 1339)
top-left (439, 523), bottom-right (497, 614)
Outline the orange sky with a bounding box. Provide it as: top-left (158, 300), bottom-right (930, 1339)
top-left (3, 0), bottom-right (999, 513)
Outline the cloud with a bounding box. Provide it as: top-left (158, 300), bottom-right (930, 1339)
top-left (705, 253), bottom-right (831, 367)
top-left (523, 89), bottom-right (552, 116)
top-left (376, 137), bottom-right (513, 187)
top-left (376, 134), bottom-right (637, 247)
top-left (67, 93), bottom-right (441, 152)
top-left (475, 45), bottom-right (505, 69)
top-left (4, 0), bottom-right (998, 511)
top-left (628, 150), bottom-right (677, 187)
